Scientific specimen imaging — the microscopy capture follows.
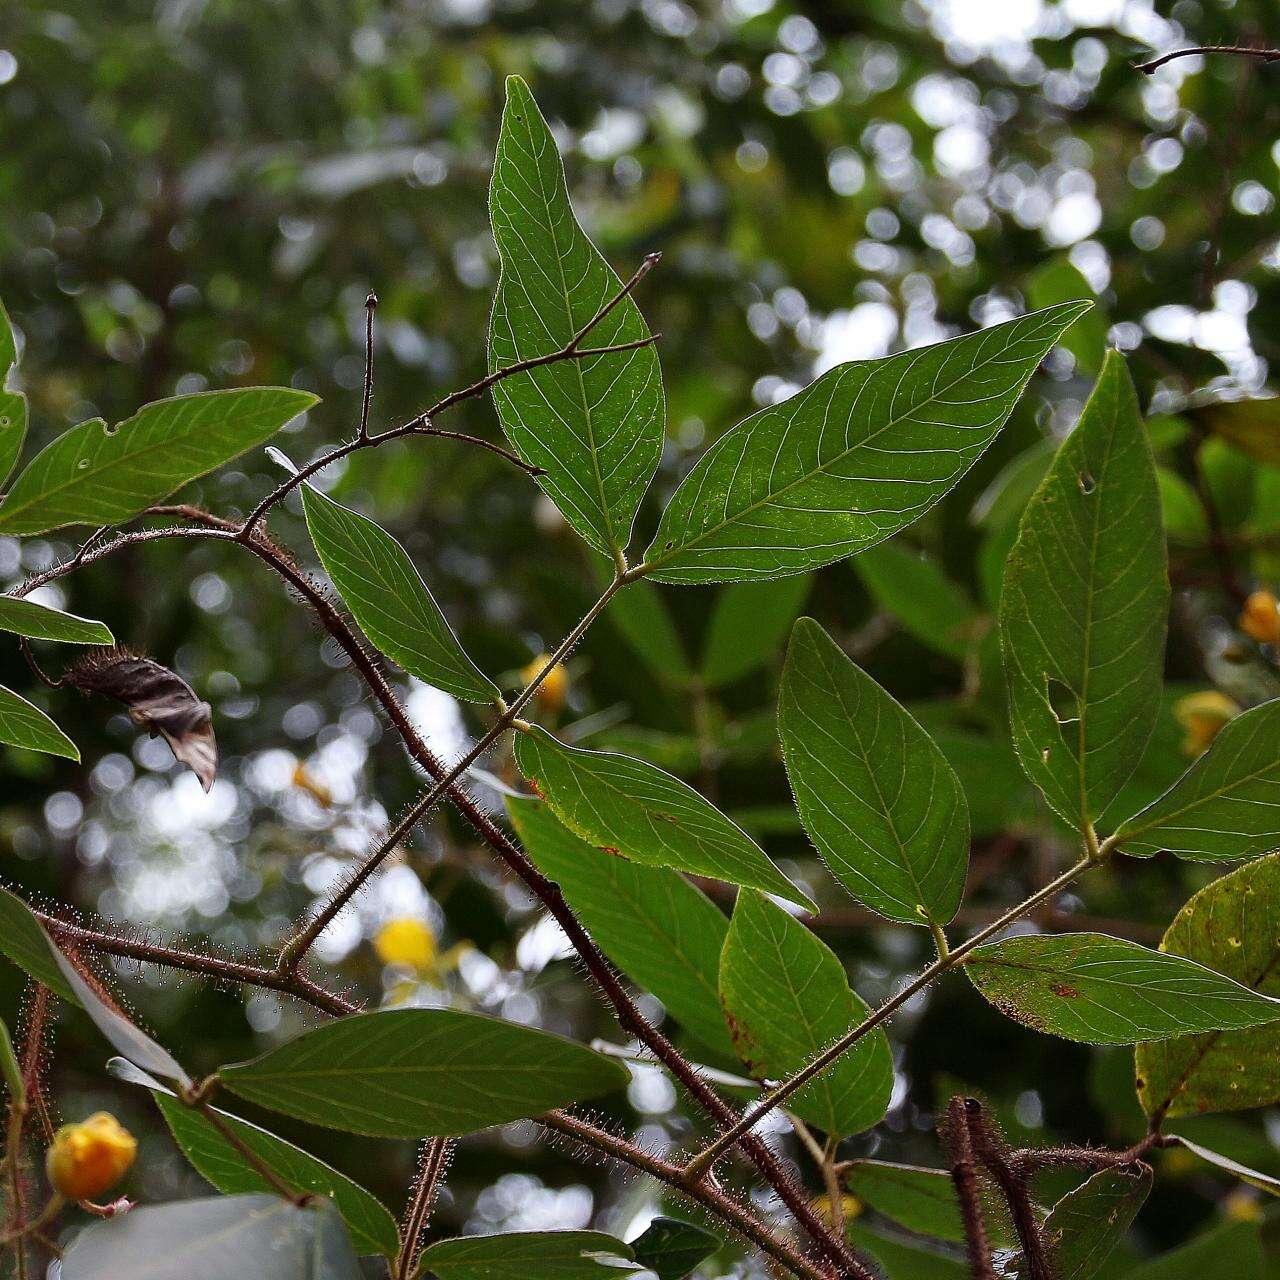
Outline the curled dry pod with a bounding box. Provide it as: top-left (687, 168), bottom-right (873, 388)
top-left (67, 649), bottom-right (217, 791)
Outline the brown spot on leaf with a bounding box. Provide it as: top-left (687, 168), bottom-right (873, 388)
top-left (1050, 983), bottom-right (1082, 999)
top-left (598, 845), bottom-right (621, 857)
top-left (67, 649), bottom-right (217, 792)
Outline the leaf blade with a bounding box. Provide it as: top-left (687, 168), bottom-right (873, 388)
top-left (1115, 699), bottom-right (1280, 860)
top-left (219, 1008), bottom-right (627, 1137)
top-left (0, 684), bottom-right (77, 759)
top-left (513, 725), bottom-right (815, 910)
top-left (0, 387), bottom-right (317, 535)
top-left (779, 617), bottom-right (968, 926)
top-left (719, 889), bottom-right (893, 1137)
top-left (1000, 350), bottom-right (1169, 828)
top-left (508, 796), bottom-right (733, 1059)
top-left (641, 304), bottom-right (1089, 584)
top-left (488, 76), bottom-right (663, 557)
top-left (966, 932), bottom-right (1280, 1045)
top-left (301, 483), bottom-right (497, 703)
top-left (0, 596), bottom-right (112, 645)
top-left (420, 1231), bottom-right (635, 1280)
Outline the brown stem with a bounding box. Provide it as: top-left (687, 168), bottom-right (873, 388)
top-left (395, 1138), bottom-right (452, 1280)
top-left (11, 516), bottom-right (861, 1277)
top-left (538, 1111), bottom-right (835, 1280)
top-left (1133, 45), bottom-right (1280, 74)
top-left (359, 293), bottom-right (377, 443)
top-left (965, 1100), bottom-right (1050, 1280)
top-left (195, 1101), bottom-right (311, 1207)
top-left (942, 1098), bottom-right (996, 1280)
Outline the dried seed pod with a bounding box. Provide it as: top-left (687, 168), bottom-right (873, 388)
top-left (67, 649), bottom-right (217, 791)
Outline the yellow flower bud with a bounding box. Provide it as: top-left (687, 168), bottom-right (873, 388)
top-left (809, 1192), bottom-right (862, 1228)
top-left (520, 654), bottom-right (570, 714)
top-left (374, 917), bottom-right (437, 972)
top-left (46, 1112), bottom-right (136, 1201)
top-left (1239, 589), bottom-right (1280, 645)
top-left (1223, 1187), bottom-right (1264, 1223)
top-left (1173, 690), bottom-right (1240, 758)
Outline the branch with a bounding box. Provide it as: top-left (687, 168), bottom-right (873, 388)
top-left (1134, 45), bottom-right (1280, 75)
top-left (395, 1138), bottom-right (452, 1280)
top-left (13, 513), bottom-right (863, 1276)
top-left (684, 855), bottom-right (1098, 1178)
top-left (941, 1097), bottom-right (996, 1280)
top-left (238, 252), bottom-right (661, 535)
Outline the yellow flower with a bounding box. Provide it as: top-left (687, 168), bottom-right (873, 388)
top-left (1223, 1187), bottom-right (1264, 1223)
top-left (1239, 589), bottom-right (1280, 644)
top-left (291, 761), bottom-right (333, 807)
top-left (810, 1192), bottom-right (862, 1228)
top-left (1173, 690), bottom-right (1240, 758)
top-left (520, 654), bottom-right (570, 714)
top-left (374, 917), bottom-right (437, 972)
top-left (46, 1112), bottom-right (136, 1201)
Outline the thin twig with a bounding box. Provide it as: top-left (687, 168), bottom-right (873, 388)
top-left (1134, 45), bottom-right (1280, 75)
top-left (395, 1138), bottom-right (452, 1280)
top-left (359, 293), bottom-right (377, 443)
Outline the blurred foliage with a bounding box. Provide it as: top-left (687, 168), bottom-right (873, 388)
top-left (3, 0), bottom-right (1280, 1271)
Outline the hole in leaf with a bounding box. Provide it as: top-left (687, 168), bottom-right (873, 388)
top-left (1077, 470), bottom-right (1096, 495)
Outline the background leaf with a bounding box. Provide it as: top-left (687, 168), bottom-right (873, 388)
top-left (779, 617), bottom-right (968, 925)
top-left (419, 1230), bottom-right (635, 1280)
top-left (0, 596), bottom-right (112, 645)
top-left (0, 387), bottom-right (317, 535)
top-left (846, 1226), bottom-right (967, 1279)
top-left (1025, 258), bottom-right (1108, 375)
top-left (59, 1193), bottom-right (362, 1280)
top-left (513, 725), bottom-right (814, 909)
top-left (1007, 1165), bottom-right (1151, 1280)
top-left (508, 796), bottom-right (733, 1059)
top-left (629, 1218), bottom-right (719, 1280)
top-left (641, 303), bottom-right (1088, 584)
top-left (488, 75), bottom-right (663, 557)
top-left (603, 578), bottom-right (691, 685)
top-left (301, 483), bottom-right (498, 703)
top-left (966, 933), bottom-right (1280, 1044)
top-left (854, 542), bottom-right (982, 660)
top-left (1121, 1221), bottom-right (1264, 1280)
top-left (1166, 1134), bottom-right (1280, 1197)
top-left (1115, 699), bottom-right (1280, 861)
top-left (700, 574), bottom-right (811, 688)
top-left (719, 889), bottom-right (893, 1137)
top-left (841, 1160), bottom-right (1010, 1246)
top-left (1137, 854), bottom-right (1280, 1118)
top-left (0, 888), bottom-right (79, 1003)
top-left (0, 684), bottom-right (78, 758)
top-left (1195, 398), bottom-right (1280, 467)
top-left (220, 1008), bottom-right (628, 1137)
top-left (1000, 350), bottom-right (1169, 828)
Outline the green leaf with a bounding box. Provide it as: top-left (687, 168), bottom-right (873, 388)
top-left (513, 724), bottom-right (814, 909)
top-left (779, 618), bottom-right (968, 926)
top-left (151, 1093), bottom-right (399, 1259)
top-left (0, 887), bottom-right (80, 1002)
top-left (629, 1218), bottom-right (719, 1280)
top-left (1136, 854), bottom-right (1280, 1118)
top-left (60, 1194), bottom-right (362, 1280)
top-left (1000, 350), bottom-right (1169, 829)
top-left (0, 684), bottom-right (78, 759)
top-left (846, 1226), bottom-right (968, 1280)
top-left (700, 575), bottom-right (811, 688)
top-left (854, 542), bottom-right (982, 660)
top-left (640, 303), bottom-right (1089, 584)
top-left (842, 1160), bottom-right (1010, 1246)
top-left (0, 296), bottom-right (28, 488)
top-left (1026, 259), bottom-right (1109, 375)
top-left (1121, 1221), bottom-right (1264, 1280)
top-left (508, 796), bottom-right (734, 1059)
top-left (1114, 699), bottom-right (1280, 861)
top-left (0, 387), bottom-right (318, 535)
top-left (488, 76), bottom-right (663, 557)
top-left (604, 578), bottom-right (691, 684)
top-left (966, 933), bottom-right (1280, 1045)
top-left (300, 483), bottom-right (497, 703)
top-left (1007, 1165), bottom-right (1151, 1280)
top-left (1166, 1134), bottom-right (1280, 1197)
top-left (419, 1231), bottom-right (636, 1280)
top-left (0, 595), bottom-right (112, 645)
top-left (0, 1012), bottom-right (23, 1107)
top-left (219, 1007), bottom-right (627, 1137)
top-left (1195, 398), bottom-right (1280, 467)
top-left (719, 889), bottom-right (893, 1137)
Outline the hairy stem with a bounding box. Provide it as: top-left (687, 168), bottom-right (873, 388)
top-left (395, 1138), bottom-right (452, 1280)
